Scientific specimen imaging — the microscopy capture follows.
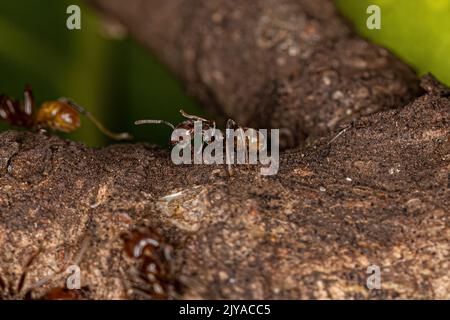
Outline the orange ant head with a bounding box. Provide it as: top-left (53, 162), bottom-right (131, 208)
top-left (35, 101), bottom-right (81, 133)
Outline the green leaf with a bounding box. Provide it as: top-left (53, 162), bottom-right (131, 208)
top-left (335, 0), bottom-right (450, 86)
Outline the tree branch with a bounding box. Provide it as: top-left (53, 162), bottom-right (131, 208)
top-left (0, 0), bottom-right (448, 300)
top-left (0, 76), bottom-right (448, 299)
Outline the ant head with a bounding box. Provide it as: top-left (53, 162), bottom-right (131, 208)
top-left (36, 101), bottom-right (81, 133)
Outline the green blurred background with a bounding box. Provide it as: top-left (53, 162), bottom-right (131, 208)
top-left (0, 0), bottom-right (449, 147)
top-left (335, 0), bottom-right (450, 86)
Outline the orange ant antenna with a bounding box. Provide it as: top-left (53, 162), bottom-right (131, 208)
top-left (59, 98), bottom-right (133, 141)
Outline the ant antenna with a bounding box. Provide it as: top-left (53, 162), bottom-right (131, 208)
top-left (134, 119), bottom-right (175, 130)
top-left (180, 109), bottom-right (217, 135)
top-left (59, 98), bottom-right (133, 141)
top-left (179, 109), bottom-right (208, 122)
top-left (328, 123), bottom-right (353, 145)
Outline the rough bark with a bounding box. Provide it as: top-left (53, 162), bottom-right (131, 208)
top-left (0, 0), bottom-right (449, 300)
top-left (0, 77), bottom-right (448, 299)
top-left (91, 0), bottom-right (421, 148)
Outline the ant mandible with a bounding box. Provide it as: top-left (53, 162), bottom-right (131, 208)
top-left (0, 85), bottom-right (132, 141)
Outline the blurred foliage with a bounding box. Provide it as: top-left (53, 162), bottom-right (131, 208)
top-left (1, 1), bottom-right (449, 147)
top-left (335, 0), bottom-right (450, 86)
top-left (0, 0), bottom-right (201, 147)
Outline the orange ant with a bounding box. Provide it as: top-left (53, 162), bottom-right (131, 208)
top-left (0, 85), bottom-right (132, 141)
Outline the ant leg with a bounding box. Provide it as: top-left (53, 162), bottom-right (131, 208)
top-left (0, 95), bottom-right (27, 126)
top-left (226, 154), bottom-right (233, 177)
top-left (23, 85), bottom-right (35, 116)
top-left (228, 118), bottom-right (248, 162)
top-left (135, 119), bottom-right (175, 130)
top-left (59, 98), bottom-right (133, 141)
top-left (0, 95), bottom-right (10, 121)
top-left (327, 121), bottom-right (354, 145)
top-left (225, 119), bottom-right (239, 177)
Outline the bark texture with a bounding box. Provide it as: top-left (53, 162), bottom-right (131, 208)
top-left (0, 77), bottom-right (448, 299)
top-left (0, 0), bottom-right (449, 300)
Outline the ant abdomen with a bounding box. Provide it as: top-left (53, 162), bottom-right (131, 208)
top-left (0, 86), bottom-right (34, 128)
top-left (35, 101), bottom-right (81, 133)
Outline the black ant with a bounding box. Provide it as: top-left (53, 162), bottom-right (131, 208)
top-left (0, 85), bottom-right (132, 141)
top-left (121, 226), bottom-right (182, 300)
top-left (135, 110), bottom-right (266, 175)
